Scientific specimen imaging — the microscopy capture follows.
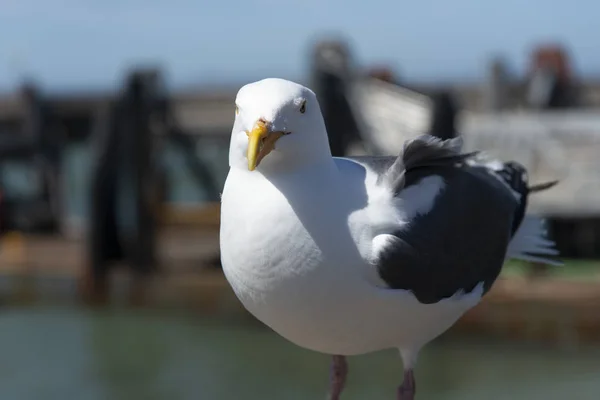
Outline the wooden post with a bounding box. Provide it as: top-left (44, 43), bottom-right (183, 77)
top-left (19, 83), bottom-right (61, 232)
top-left (310, 39), bottom-right (360, 157)
top-left (118, 69), bottom-right (161, 306)
top-left (427, 90), bottom-right (458, 140)
top-left (83, 103), bottom-right (119, 306)
top-left (484, 56), bottom-right (509, 111)
top-left (83, 69), bottom-right (164, 307)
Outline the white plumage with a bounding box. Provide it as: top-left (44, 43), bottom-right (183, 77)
top-left (219, 78), bottom-right (560, 400)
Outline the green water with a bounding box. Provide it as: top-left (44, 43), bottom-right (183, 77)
top-left (1, 307), bottom-right (599, 400)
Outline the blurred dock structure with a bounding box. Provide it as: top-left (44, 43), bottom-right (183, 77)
top-left (315, 41), bottom-right (600, 258)
top-left (1, 39), bottom-right (600, 344)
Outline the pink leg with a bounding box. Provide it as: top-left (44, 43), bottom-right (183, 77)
top-left (397, 369), bottom-right (416, 400)
top-left (328, 355), bottom-right (348, 400)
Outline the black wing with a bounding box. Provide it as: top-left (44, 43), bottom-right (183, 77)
top-left (348, 136), bottom-right (529, 304)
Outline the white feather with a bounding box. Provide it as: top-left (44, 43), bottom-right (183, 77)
top-left (506, 215), bottom-right (562, 266)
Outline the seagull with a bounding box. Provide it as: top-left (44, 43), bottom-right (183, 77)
top-left (219, 78), bottom-right (561, 400)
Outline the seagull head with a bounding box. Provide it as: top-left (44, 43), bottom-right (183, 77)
top-left (229, 78), bottom-right (331, 172)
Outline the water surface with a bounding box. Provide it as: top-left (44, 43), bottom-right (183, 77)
top-left (1, 307), bottom-right (599, 400)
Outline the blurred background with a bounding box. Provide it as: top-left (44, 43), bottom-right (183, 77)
top-left (1, 1), bottom-right (600, 399)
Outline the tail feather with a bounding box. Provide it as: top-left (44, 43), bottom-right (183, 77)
top-left (530, 236), bottom-right (557, 248)
top-left (529, 180), bottom-right (559, 193)
top-left (464, 151), bottom-right (562, 266)
top-left (506, 215), bottom-right (563, 266)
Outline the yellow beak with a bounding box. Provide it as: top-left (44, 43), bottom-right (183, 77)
top-left (246, 120), bottom-right (286, 171)
top-left (247, 121), bottom-right (269, 171)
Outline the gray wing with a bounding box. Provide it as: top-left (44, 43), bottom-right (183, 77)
top-left (343, 135), bottom-right (530, 304)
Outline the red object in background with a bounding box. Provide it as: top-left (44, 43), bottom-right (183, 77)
top-left (367, 67), bottom-right (396, 84)
top-left (529, 44), bottom-right (573, 84)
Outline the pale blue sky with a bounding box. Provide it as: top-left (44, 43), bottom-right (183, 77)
top-left (0, 0), bottom-right (597, 91)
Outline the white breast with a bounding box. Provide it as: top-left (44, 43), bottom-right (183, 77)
top-left (220, 168), bottom-right (372, 350)
top-left (219, 167), bottom-right (483, 356)
top-left (220, 169), bottom-right (323, 293)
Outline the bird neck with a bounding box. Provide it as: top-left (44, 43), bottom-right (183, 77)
top-left (258, 156), bottom-right (338, 183)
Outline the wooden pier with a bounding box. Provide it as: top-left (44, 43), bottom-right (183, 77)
top-left (1, 229), bottom-right (600, 346)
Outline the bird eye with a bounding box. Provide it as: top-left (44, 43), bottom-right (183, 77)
top-left (299, 100), bottom-right (306, 114)
top-left (235, 106), bottom-right (239, 115)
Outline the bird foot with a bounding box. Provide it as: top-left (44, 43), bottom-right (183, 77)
top-left (328, 355), bottom-right (348, 400)
top-left (397, 369), bottom-right (415, 400)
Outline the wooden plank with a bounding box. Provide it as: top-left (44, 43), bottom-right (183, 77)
top-left (460, 111), bottom-right (600, 216)
top-left (348, 77), bottom-right (433, 154)
top-left (159, 202), bottom-right (221, 227)
top-left (0, 227), bottom-right (220, 275)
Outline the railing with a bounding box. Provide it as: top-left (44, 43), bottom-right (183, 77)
top-left (346, 75), bottom-right (600, 217)
top-left (347, 77), bottom-right (433, 155)
top-left (460, 111), bottom-right (600, 217)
